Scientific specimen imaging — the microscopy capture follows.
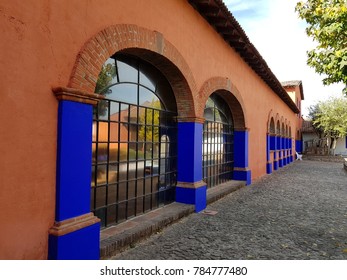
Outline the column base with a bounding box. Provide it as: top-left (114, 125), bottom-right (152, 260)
top-left (266, 162), bottom-right (272, 174)
top-left (273, 160), bottom-right (278, 170)
top-left (48, 213), bottom-right (100, 260)
top-left (233, 168), bottom-right (251, 185)
top-left (176, 181), bottom-right (207, 212)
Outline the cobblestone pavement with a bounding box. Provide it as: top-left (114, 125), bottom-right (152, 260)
top-left (112, 160), bottom-right (347, 260)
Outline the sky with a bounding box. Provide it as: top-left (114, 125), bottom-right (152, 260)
top-left (223, 0), bottom-right (345, 118)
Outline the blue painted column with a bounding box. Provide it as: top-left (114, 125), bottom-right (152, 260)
top-left (284, 137), bottom-right (289, 165)
top-left (277, 136), bottom-right (283, 168)
top-left (271, 134), bottom-right (278, 171)
top-left (233, 129), bottom-right (251, 185)
top-left (283, 137), bottom-right (287, 166)
top-left (289, 138), bottom-right (293, 162)
top-left (288, 138), bottom-right (293, 163)
top-left (176, 119), bottom-right (206, 212)
top-left (266, 134), bottom-right (272, 174)
top-left (48, 87), bottom-right (102, 260)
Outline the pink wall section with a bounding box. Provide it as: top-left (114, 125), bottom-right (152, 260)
top-left (0, 0), bottom-right (301, 259)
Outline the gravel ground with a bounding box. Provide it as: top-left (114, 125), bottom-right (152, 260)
top-left (112, 160), bottom-right (347, 260)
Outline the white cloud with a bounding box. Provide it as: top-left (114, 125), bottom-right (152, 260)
top-left (225, 0), bottom-right (345, 118)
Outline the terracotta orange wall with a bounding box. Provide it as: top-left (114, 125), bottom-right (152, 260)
top-left (0, 0), bottom-right (300, 258)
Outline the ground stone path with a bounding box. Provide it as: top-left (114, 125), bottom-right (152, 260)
top-left (112, 160), bottom-right (347, 260)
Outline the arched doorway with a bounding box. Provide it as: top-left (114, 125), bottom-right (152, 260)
top-left (202, 93), bottom-right (234, 188)
top-left (91, 53), bottom-right (178, 227)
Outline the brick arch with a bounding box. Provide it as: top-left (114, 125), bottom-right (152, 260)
top-left (197, 77), bottom-right (247, 129)
top-left (68, 24), bottom-right (197, 118)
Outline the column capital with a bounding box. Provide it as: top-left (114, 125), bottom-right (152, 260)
top-left (234, 127), bottom-right (250, 132)
top-left (53, 86), bottom-right (104, 106)
top-left (176, 116), bottom-right (205, 123)
top-left (177, 180), bottom-right (206, 189)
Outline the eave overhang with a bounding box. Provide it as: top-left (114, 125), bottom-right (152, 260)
top-left (188, 0), bottom-right (300, 114)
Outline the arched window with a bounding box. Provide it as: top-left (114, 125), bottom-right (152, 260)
top-left (282, 123), bottom-right (285, 137)
top-left (276, 120), bottom-right (281, 135)
top-left (91, 53), bottom-right (177, 227)
top-left (269, 118), bottom-right (275, 134)
top-left (202, 93), bottom-right (234, 188)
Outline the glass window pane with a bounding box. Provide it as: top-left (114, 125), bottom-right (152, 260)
top-left (92, 123), bottom-right (97, 142)
top-left (109, 144), bottom-right (118, 162)
top-left (139, 62), bottom-right (157, 91)
top-left (137, 161), bottom-right (145, 178)
top-left (127, 180), bottom-right (136, 199)
top-left (95, 186), bottom-right (106, 208)
top-left (97, 122), bottom-right (108, 142)
top-left (129, 105), bottom-right (138, 123)
top-left (117, 60), bottom-right (138, 83)
top-left (107, 84), bottom-right (138, 104)
top-left (110, 101), bottom-right (120, 121)
top-left (108, 164), bottom-right (118, 183)
top-left (119, 103), bottom-right (129, 123)
top-left (109, 122), bottom-right (119, 142)
top-left (139, 86), bottom-right (163, 109)
top-left (106, 205), bottom-right (117, 226)
top-left (95, 58), bottom-right (117, 94)
top-left (96, 144), bottom-right (108, 163)
top-left (97, 100), bottom-right (109, 120)
top-left (204, 108), bottom-right (214, 121)
top-left (107, 184), bottom-right (118, 205)
top-left (118, 144), bottom-right (128, 162)
top-left (155, 78), bottom-right (176, 112)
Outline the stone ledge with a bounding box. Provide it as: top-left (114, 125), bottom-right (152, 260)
top-left (100, 203), bottom-right (195, 259)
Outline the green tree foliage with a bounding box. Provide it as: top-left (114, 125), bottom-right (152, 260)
top-left (95, 62), bottom-right (117, 94)
top-left (312, 96), bottom-right (347, 153)
top-left (95, 62), bottom-right (117, 116)
top-left (308, 103), bottom-right (324, 137)
top-left (138, 100), bottom-right (161, 147)
top-left (295, 0), bottom-right (347, 94)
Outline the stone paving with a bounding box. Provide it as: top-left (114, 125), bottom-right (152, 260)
top-left (111, 160), bottom-right (347, 260)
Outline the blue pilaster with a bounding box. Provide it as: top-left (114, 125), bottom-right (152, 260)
top-left (56, 101), bottom-right (93, 220)
top-left (286, 138), bottom-right (289, 165)
top-left (278, 136), bottom-right (283, 168)
top-left (233, 129), bottom-right (251, 185)
top-left (289, 138), bottom-right (293, 162)
top-left (266, 134), bottom-right (272, 174)
top-left (273, 150), bottom-right (278, 170)
top-left (283, 137), bottom-right (287, 166)
top-left (270, 135), bottom-right (276, 151)
top-left (176, 121), bottom-right (206, 212)
top-left (49, 88), bottom-right (101, 260)
top-left (271, 135), bottom-right (278, 171)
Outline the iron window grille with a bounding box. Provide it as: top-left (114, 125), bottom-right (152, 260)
top-left (91, 54), bottom-right (177, 227)
top-left (203, 94), bottom-right (234, 188)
